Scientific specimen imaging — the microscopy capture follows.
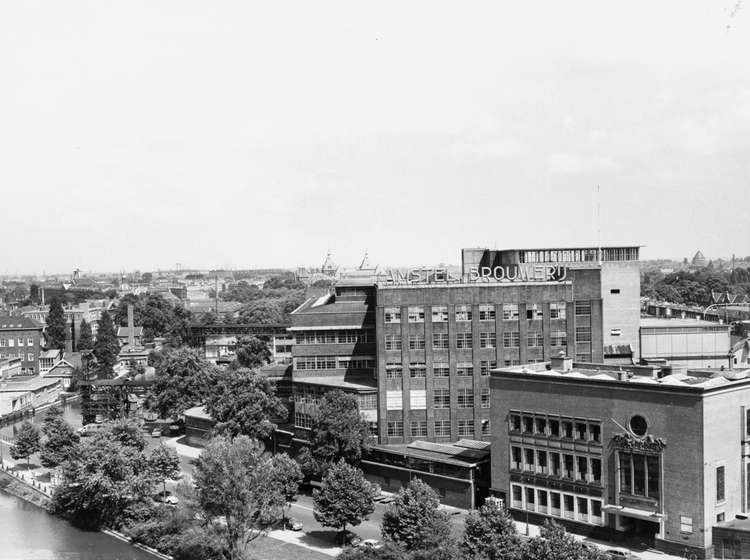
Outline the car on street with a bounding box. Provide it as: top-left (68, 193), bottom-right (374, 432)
top-left (152, 428), bottom-right (162, 438)
top-left (335, 530), bottom-right (362, 547)
top-left (282, 517), bottom-right (303, 531)
top-left (361, 539), bottom-right (382, 549)
top-left (153, 491), bottom-right (178, 505)
top-left (605, 547), bottom-right (639, 560)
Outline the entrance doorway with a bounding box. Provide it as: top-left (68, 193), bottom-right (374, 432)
top-left (622, 517), bottom-right (660, 548)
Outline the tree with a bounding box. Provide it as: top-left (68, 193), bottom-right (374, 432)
top-left (77, 318), bottom-right (93, 351)
top-left (519, 520), bottom-right (606, 560)
top-left (39, 406), bottom-right (80, 470)
top-left (193, 435), bottom-right (285, 560)
top-left (10, 420), bottom-right (42, 470)
top-left (238, 299), bottom-right (285, 324)
top-left (106, 417), bottom-right (148, 452)
top-left (270, 453), bottom-right (303, 526)
top-left (204, 367), bottom-right (287, 440)
top-left (149, 442), bottom-right (182, 496)
top-left (230, 336), bottom-right (271, 369)
top-left (50, 434), bottom-right (155, 528)
top-left (313, 459), bottom-right (377, 541)
top-left (151, 347), bottom-right (220, 418)
top-left (463, 499), bottom-right (525, 560)
top-left (338, 542), bottom-right (407, 560)
top-left (45, 297), bottom-right (68, 351)
top-left (93, 310), bottom-right (120, 378)
top-left (381, 478), bottom-right (453, 551)
top-left (301, 389), bottom-right (373, 476)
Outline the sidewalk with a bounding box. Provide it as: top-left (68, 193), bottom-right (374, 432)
top-left (164, 435), bottom-right (202, 459)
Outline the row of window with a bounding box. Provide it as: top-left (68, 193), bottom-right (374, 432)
top-left (384, 302), bottom-right (582, 324)
top-left (292, 386), bottom-right (377, 410)
top-left (510, 446), bottom-right (602, 484)
top-left (0, 338), bottom-right (35, 347)
top-left (0, 353), bottom-right (34, 362)
top-left (295, 356), bottom-right (376, 370)
top-left (387, 419), bottom-right (490, 438)
top-left (386, 389), bottom-right (489, 410)
top-left (386, 331), bottom-right (571, 350)
top-left (294, 329), bottom-right (374, 345)
top-left (385, 360), bottom-right (497, 378)
top-left (510, 484), bottom-right (604, 525)
top-left (510, 413), bottom-right (602, 443)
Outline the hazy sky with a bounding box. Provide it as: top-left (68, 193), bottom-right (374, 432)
top-left (1, 0), bottom-right (748, 275)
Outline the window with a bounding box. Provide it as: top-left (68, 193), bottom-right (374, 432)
top-left (575, 326), bottom-right (591, 343)
top-left (409, 362), bottom-right (426, 378)
top-left (575, 352), bottom-right (592, 362)
top-left (409, 334), bottom-right (425, 350)
top-left (549, 418), bottom-right (560, 437)
top-left (576, 456), bottom-right (588, 482)
top-left (408, 306), bottom-right (425, 323)
top-left (385, 307), bottom-right (401, 323)
top-left (433, 362), bottom-right (449, 377)
top-left (504, 359), bottom-right (519, 366)
top-left (385, 334), bottom-right (401, 351)
top-left (457, 389), bottom-right (474, 408)
top-left (550, 302), bottom-right (566, 319)
top-left (455, 305), bottom-right (472, 321)
top-left (619, 452), bottom-right (660, 498)
top-left (563, 454), bottom-right (574, 479)
top-left (358, 394), bottom-right (377, 410)
top-left (432, 333), bottom-right (449, 349)
top-left (435, 420), bottom-right (451, 437)
top-left (537, 450), bottom-right (548, 474)
top-left (0, 339), bottom-right (4, 347)
top-left (680, 516), bottom-right (693, 534)
top-left (523, 416), bottom-right (534, 433)
top-left (527, 331), bottom-right (543, 347)
top-left (562, 420), bottom-right (573, 438)
top-left (456, 333), bottom-right (472, 349)
top-left (549, 452), bottom-right (561, 476)
top-left (524, 448), bottom-right (535, 471)
top-left (434, 390), bottom-right (450, 409)
top-left (481, 389), bottom-right (490, 408)
top-left (457, 361), bottom-right (473, 376)
top-left (717, 466), bottom-right (725, 502)
top-left (411, 421), bottom-right (427, 437)
top-left (503, 332), bottom-right (520, 348)
top-left (591, 458), bottom-right (602, 483)
top-left (458, 420), bottom-right (474, 436)
top-left (432, 306), bottom-right (448, 322)
top-left (481, 419), bottom-right (491, 436)
top-left (535, 417), bottom-right (547, 435)
top-left (563, 495), bottom-right (574, 519)
top-left (386, 362), bottom-right (402, 378)
top-left (590, 423), bottom-right (601, 443)
top-left (296, 356), bottom-right (337, 370)
top-left (27, 353), bottom-right (33, 362)
top-left (525, 487), bottom-right (535, 511)
top-left (610, 328), bottom-right (621, 336)
top-left (526, 305), bottom-right (542, 320)
top-left (27, 338), bottom-right (33, 346)
top-left (512, 485), bottom-right (523, 508)
top-left (479, 305), bottom-right (495, 321)
top-left (510, 414), bottom-right (521, 432)
top-left (611, 288), bottom-right (621, 294)
top-left (338, 356), bottom-right (375, 370)
top-left (17, 338), bottom-right (24, 347)
top-left (8, 339), bottom-right (14, 347)
top-left (480, 332), bottom-right (496, 348)
top-left (387, 421), bottom-right (404, 438)
top-left (295, 412), bottom-right (313, 429)
top-left (575, 422), bottom-right (587, 440)
top-left (503, 304), bottom-right (519, 320)
top-left (575, 301), bottom-right (591, 316)
top-left (480, 360), bottom-right (496, 375)
top-left (577, 497), bottom-right (589, 522)
top-left (550, 492), bottom-right (561, 516)
top-left (386, 391), bottom-right (403, 410)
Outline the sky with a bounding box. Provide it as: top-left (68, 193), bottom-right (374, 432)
top-left (1, 0), bottom-right (749, 275)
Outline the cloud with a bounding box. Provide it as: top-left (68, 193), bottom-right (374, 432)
top-left (445, 138), bottom-right (528, 161)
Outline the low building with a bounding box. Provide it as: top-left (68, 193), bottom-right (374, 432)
top-left (184, 405), bottom-right (214, 447)
top-left (0, 356), bottom-right (22, 379)
top-left (0, 390), bottom-right (32, 418)
top-left (640, 318), bottom-right (732, 369)
top-left (0, 315), bottom-right (45, 374)
top-left (39, 349), bottom-right (63, 373)
top-left (0, 375), bottom-right (62, 409)
top-left (490, 355), bottom-right (750, 559)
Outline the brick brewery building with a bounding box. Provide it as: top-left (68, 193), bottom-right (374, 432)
top-left (289, 246), bottom-right (641, 506)
top-left (491, 356), bottom-right (750, 559)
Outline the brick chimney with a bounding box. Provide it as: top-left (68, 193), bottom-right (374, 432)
top-left (128, 305), bottom-right (135, 348)
top-left (550, 351), bottom-right (573, 372)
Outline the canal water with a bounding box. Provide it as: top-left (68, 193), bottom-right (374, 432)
top-left (1, 398), bottom-right (159, 559)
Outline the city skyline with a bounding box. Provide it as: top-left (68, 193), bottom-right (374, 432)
top-left (1, 0), bottom-right (748, 274)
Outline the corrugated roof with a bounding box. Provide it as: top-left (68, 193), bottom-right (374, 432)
top-left (408, 440), bottom-right (489, 460)
top-left (454, 439), bottom-right (491, 451)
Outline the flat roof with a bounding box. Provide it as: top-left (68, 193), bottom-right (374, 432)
top-left (294, 376), bottom-right (376, 391)
top-left (641, 318), bottom-right (730, 328)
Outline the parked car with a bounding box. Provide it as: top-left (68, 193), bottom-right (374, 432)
top-left (153, 491), bottom-right (178, 505)
top-left (152, 428), bottom-right (162, 438)
top-left (606, 547), bottom-right (639, 560)
top-left (335, 530), bottom-right (362, 547)
top-left (77, 423), bottom-right (106, 436)
top-left (361, 539), bottom-right (382, 549)
top-left (283, 517), bottom-right (303, 531)
top-left (581, 542), bottom-right (601, 553)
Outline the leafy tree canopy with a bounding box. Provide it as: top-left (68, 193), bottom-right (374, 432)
top-left (45, 297), bottom-right (68, 351)
top-left (519, 520), bottom-right (607, 560)
top-left (204, 367), bottom-right (287, 439)
top-left (40, 407), bottom-right (80, 469)
top-left (381, 478), bottom-right (453, 552)
top-left (151, 347), bottom-right (220, 418)
top-left (92, 310), bottom-right (120, 378)
top-left (230, 336), bottom-right (271, 370)
top-left (77, 318), bottom-right (94, 351)
top-left (313, 459), bottom-right (377, 536)
top-left (10, 420), bottom-right (42, 470)
top-left (148, 442), bottom-right (182, 495)
top-left (463, 499), bottom-right (524, 560)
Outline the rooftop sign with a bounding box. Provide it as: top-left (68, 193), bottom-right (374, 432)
top-left (378, 264), bottom-right (568, 286)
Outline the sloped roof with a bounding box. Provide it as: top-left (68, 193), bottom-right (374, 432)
top-left (117, 326), bottom-right (144, 337)
top-left (0, 316), bottom-right (44, 330)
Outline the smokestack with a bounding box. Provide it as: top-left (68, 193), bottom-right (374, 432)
top-left (128, 305), bottom-right (135, 348)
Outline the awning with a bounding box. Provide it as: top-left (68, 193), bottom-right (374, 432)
top-left (602, 504), bottom-right (664, 522)
top-left (288, 325), bottom-right (372, 331)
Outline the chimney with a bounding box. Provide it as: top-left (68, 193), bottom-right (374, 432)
top-left (550, 351), bottom-right (573, 372)
top-left (127, 305), bottom-right (135, 348)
